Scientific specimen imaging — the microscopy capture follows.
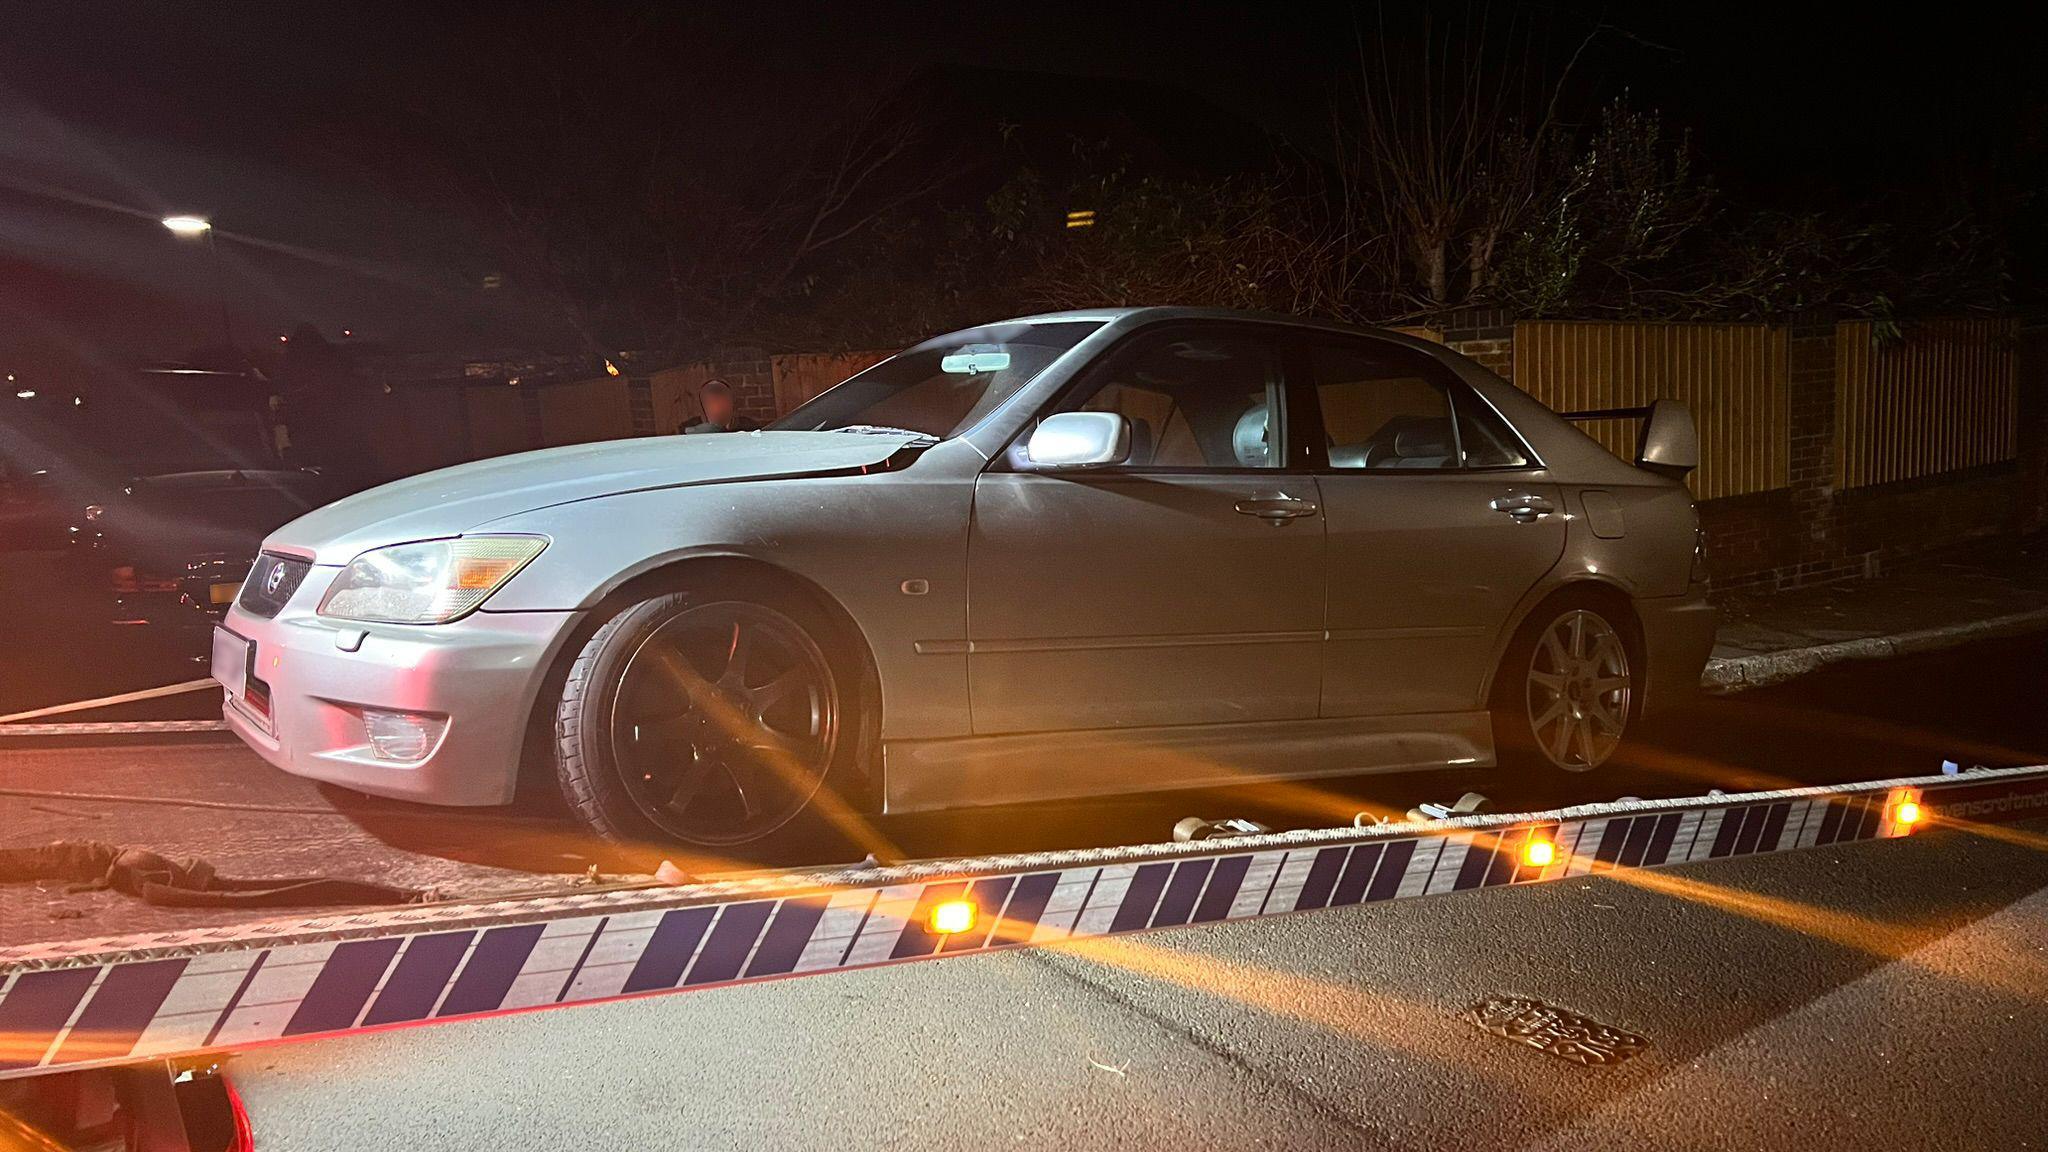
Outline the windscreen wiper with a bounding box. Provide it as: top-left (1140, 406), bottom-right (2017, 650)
top-left (830, 424), bottom-right (938, 443)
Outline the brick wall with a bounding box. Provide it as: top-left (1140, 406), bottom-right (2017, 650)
top-left (1836, 463), bottom-right (2021, 559)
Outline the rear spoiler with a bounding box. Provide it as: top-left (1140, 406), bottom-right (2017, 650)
top-left (1559, 405), bottom-right (1652, 422)
top-left (1559, 400), bottom-right (1698, 480)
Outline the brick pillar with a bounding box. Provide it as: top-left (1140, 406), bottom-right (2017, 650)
top-left (708, 348), bottom-right (778, 425)
top-left (1439, 307), bottom-right (1516, 382)
top-left (2018, 325), bottom-right (2048, 535)
top-left (626, 377), bottom-right (656, 437)
top-left (1782, 316), bottom-right (1847, 583)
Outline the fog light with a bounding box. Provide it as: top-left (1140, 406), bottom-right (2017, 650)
top-left (928, 899), bottom-right (977, 936)
top-left (1522, 838), bottom-right (1557, 868)
top-left (1894, 801), bottom-right (1923, 828)
top-left (362, 709), bottom-right (446, 762)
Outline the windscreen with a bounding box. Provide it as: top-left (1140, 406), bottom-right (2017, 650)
top-left (768, 320), bottom-right (1102, 439)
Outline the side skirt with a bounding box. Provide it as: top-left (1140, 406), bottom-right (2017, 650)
top-left (880, 712), bottom-right (1495, 814)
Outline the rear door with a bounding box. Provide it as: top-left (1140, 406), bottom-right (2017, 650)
top-left (967, 324), bottom-right (1325, 735)
top-left (1298, 335), bottom-right (1565, 717)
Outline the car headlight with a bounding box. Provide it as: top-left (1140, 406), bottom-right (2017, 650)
top-left (317, 536), bottom-right (547, 624)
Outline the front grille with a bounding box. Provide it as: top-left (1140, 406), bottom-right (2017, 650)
top-left (236, 552), bottom-right (312, 618)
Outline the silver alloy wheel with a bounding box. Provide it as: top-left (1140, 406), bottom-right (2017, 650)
top-left (608, 601), bottom-right (839, 845)
top-left (1523, 609), bottom-right (1631, 771)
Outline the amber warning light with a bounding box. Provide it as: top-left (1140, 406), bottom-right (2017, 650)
top-left (928, 899), bottom-right (977, 935)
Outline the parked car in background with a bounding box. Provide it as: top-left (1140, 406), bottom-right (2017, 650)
top-left (83, 467), bottom-right (346, 636)
top-left (215, 307), bottom-right (1715, 850)
top-left (20, 368), bottom-right (349, 648)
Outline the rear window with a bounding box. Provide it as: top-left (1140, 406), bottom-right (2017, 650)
top-left (1307, 341), bottom-right (1458, 471)
top-left (1453, 392), bottom-right (1532, 468)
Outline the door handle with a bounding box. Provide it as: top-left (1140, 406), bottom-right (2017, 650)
top-left (1490, 492), bottom-right (1556, 522)
top-left (1234, 495), bottom-right (1319, 525)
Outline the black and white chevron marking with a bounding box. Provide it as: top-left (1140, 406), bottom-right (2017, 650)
top-left (4, 767), bottom-right (2044, 1081)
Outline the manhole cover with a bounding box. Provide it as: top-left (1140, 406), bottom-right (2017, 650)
top-left (1465, 997), bottom-right (1650, 1067)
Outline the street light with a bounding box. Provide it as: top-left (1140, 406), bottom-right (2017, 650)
top-left (163, 214), bottom-right (233, 349)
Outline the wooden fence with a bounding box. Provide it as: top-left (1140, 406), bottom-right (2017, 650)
top-left (1513, 321), bottom-right (1790, 501)
top-left (771, 350), bottom-right (893, 414)
top-left (1835, 317), bottom-right (2018, 488)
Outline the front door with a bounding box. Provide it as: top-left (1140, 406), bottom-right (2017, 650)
top-left (1300, 335), bottom-right (1566, 717)
top-left (967, 327), bottom-right (1324, 735)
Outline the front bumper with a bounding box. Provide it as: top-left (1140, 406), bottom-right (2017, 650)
top-left (216, 567), bottom-right (581, 806)
top-left (1637, 586), bottom-right (1717, 715)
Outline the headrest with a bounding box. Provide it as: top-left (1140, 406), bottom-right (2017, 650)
top-left (1233, 403), bottom-right (1270, 466)
top-left (1394, 419), bottom-right (1452, 458)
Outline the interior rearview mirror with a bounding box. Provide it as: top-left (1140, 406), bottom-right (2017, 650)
top-left (1027, 411), bottom-right (1131, 469)
top-left (940, 345), bottom-right (1012, 374)
top-left (1637, 398), bottom-right (1699, 478)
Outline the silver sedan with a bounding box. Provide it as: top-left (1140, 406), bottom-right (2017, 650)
top-left (214, 308), bottom-right (1715, 848)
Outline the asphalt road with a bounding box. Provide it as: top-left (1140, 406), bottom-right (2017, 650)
top-left (7, 634), bottom-right (2048, 1147)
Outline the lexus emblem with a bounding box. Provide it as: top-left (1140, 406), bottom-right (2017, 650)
top-left (263, 563), bottom-right (287, 596)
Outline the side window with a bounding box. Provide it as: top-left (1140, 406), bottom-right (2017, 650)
top-left (1309, 341), bottom-right (1459, 470)
top-left (1453, 391), bottom-right (1532, 468)
top-left (1058, 333), bottom-right (1284, 469)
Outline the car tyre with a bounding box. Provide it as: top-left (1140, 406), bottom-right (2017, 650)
top-left (554, 578), bottom-right (863, 851)
top-left (1492, 595), bottom-right (1639, 775)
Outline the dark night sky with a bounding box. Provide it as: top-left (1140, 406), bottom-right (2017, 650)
top-left (1, 1), bottom-right (2038, 385)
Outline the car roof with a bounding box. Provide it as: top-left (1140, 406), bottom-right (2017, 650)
top-left (1001, 306), bottom-right (1443, 349)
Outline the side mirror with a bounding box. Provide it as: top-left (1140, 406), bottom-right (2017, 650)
top-left (1637, 399), bottom-right (1698, 479)
top-left (1026, 411), bottom-right (1131, 469)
